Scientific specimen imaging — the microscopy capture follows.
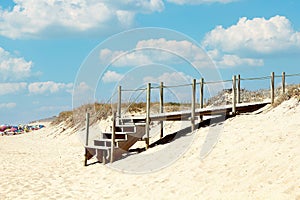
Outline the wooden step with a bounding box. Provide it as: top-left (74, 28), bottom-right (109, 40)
top-left (94, 139), bottom-right (113, 147)
top-left (85, 145), bottom-right (123, 164)
top-left (115, 126), bottom-right (135, 133)
top-left (102, 132), bottom-right (127, 140)
top-left (94, 138), bottom-right (126, 147)
top-left (120, 116), bottom-right (146, 123)
top-left (115, 122), bottom-right (146, 132)
top-left (116, 124), bottom-right (135, 127)
top-left (85, 144), bottom-right (112, 150)
top-left (119, 118), bottom-right (133, 124)
top-left (96, 123), bottom-right (147, 160)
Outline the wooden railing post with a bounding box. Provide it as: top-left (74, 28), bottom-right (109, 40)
top-left (237, 74), bottom-right (241, 104)
top-left (191, 79), bottom-right (196, 131)
top-left (84, 112), bottom-right (90, 166)
top-left (117, 85), bottom-right (122, 122)
top-left (232, 75), bottom-right (237, 114)
top-left (85, 112), bottom-right (90, 146)
top-left (145, 83), bottom-right (151, 149)
top-left (282, 72), bottom-right (285, 94)
top-left (110, 112), bottom-right (116, 163)
top-left (271, 72), bottom-right (275, 104)
top-left (199, 78), bottom-right (204, 121)
top-left (160, 82), bottom-right (164, 139)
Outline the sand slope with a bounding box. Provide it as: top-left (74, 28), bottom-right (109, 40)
top-left (0, 98), bottom-right (299, 200)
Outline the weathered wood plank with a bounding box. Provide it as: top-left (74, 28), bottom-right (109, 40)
top-left (129, 102), bottom-right (270, 122)
top-left (232, 75), bottom-right (237, 114)
top-left (145, 83), bottom-right (151, 149)
top-left (271, 72), bottom-right (275, 104)
top-left (191, 79), bottom-right (196, 131)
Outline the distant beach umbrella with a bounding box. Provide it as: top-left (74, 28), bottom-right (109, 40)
top-left (10, 127), bottom-right (17, 132)
top-left (0, 125), bottom-right (8, 132)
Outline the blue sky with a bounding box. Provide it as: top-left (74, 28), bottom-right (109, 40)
top-left (1, 0), bottom-right (300, 124)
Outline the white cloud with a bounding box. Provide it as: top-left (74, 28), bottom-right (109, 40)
top-left (143, 72), bottom-right (192, 85)
top-left (100, 48), bottom-right (152, 67)
top-left (100, 37), bottom-right (262, 68)
top-left (100, 38), bottom-right (212, 68)
top-left (143, 72), bottom-right (195, 101)
top-left (167, 0), bottom-right (237, 5)
top-left (0, 102), bottom-right (17, 109)
top-left (100, 37), bottom-right (266, 68)
top-left (136, 38), bottom-right (207, 61)
top-left (0, 0), bottom-right (164, 39)
top-left (28, 81), bottom-right (73, 95)
top-left (208, 50), bottom-right (264, 67)
top-left (72, 81), bottom-right (94, 98)
top-left (0, 82), bottom-right (27, 95)
top-left (74, 82), bottom-right (91, 92)
top-left (218, 54), bottom-right (264, 67)
top-left (0, 47), bottom-right (33, 81)
top-left (203, 15), bottom-right (300, 54)
top-left (111, 0), bottom-right (164, 13)
top-left (102, 71), bottom-right (124, 83)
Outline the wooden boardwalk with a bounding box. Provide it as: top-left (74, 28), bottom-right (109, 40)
top-left (84, 101), bottom-right (270, 165)
top-left (128, 101), bottom-right (271, 122)
top-left (83, 71), bottom-right (296, 165)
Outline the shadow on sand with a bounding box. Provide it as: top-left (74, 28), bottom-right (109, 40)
top-left (129, 115), bottom-right (233, 154)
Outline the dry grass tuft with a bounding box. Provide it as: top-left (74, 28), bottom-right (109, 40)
top-left (127, 102), bottom-right (146, 113)
top-left (51, 101), bottom-right (185, 128)
top-left (273, 84), bottom-right (300, 107)
top-left (125, 102), bottom-right (183, 113)
top-left (51, 102), bottom-right (113, 128)
top-left (206, 88), bottom-right (271, 106)
top-left (51, 84), bottom-right (300, 128)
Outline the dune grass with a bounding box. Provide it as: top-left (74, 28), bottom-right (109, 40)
top-left (52, 84), bottom-right (300, 128)
top-left (273, 84), bottom-right (300, 107)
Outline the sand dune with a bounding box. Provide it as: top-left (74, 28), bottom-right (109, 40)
top-left (0, 98), bottom-right (299, 199)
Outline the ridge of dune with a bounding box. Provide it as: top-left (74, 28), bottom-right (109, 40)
top-left (0, 98), bottom-right (299, 199)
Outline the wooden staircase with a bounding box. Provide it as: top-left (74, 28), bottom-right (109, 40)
top-left (85, 118), bottom-right (146, 164)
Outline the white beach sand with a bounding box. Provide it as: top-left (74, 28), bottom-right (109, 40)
top-left (0, 98), bottom-right (299, 200)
